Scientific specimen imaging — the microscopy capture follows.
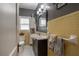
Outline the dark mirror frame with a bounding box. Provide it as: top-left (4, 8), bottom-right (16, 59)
top-left (35, 10), bottom-right (48, 33)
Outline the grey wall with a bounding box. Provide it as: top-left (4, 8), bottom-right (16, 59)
top-left (0, 3), bottom-right (17, 56)
top-left (48, 3), bottom-right (79, 20)
top-left (19, 8), bottom-right (34, 16)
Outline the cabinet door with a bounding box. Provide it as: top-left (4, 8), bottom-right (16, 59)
top-left (38, 39), bottom-right (48, 56)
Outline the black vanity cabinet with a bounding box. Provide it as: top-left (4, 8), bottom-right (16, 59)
top-left (32, 39), bottom-right (48, 56)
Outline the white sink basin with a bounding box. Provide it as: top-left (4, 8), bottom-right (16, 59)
top-left (31, 34), bottom-right (48, 40)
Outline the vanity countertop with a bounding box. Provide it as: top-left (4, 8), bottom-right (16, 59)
top-left (31, 34), bottom-right (48, 40)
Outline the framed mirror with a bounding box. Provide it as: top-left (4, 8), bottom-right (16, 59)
top-left (36, 10), bottom-right (48, 33)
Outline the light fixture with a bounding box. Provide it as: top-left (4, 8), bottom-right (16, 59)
top-left (38, 8), bottom-right (42, 12)
top-left (40, 4), bottom-right (45, 9)
top-left (41, 4), bottom-right (50, 9)
top-left (37, 4), bottom-right (50, 16)
top-left (37, 11), bottom-right (39, 14)
top-left (37, 11), bottom-right (42, 15)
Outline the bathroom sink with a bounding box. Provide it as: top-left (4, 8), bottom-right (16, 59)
top-left (31, 33), bottom-right (48, 40)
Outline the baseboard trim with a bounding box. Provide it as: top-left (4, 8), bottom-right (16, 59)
top-left (9, 46), bottom-right (17, 56)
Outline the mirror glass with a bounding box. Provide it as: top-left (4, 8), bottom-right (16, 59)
top-left (36, 10), bottom-right (48, 32)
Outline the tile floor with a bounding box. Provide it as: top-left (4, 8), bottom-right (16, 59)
top-left (18, 45), bottom-right (34, 56)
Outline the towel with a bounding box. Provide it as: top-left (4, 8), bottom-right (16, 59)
top-left (48, 34), bottom-right (64, 56)
top-left (53, 36), bottom-right (64, 56)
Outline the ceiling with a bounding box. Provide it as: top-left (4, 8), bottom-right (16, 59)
top-left (19, 3), bottom-right (38, 10)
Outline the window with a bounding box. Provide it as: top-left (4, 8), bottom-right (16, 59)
top-left (20, 17), bottom-right (29, 30)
